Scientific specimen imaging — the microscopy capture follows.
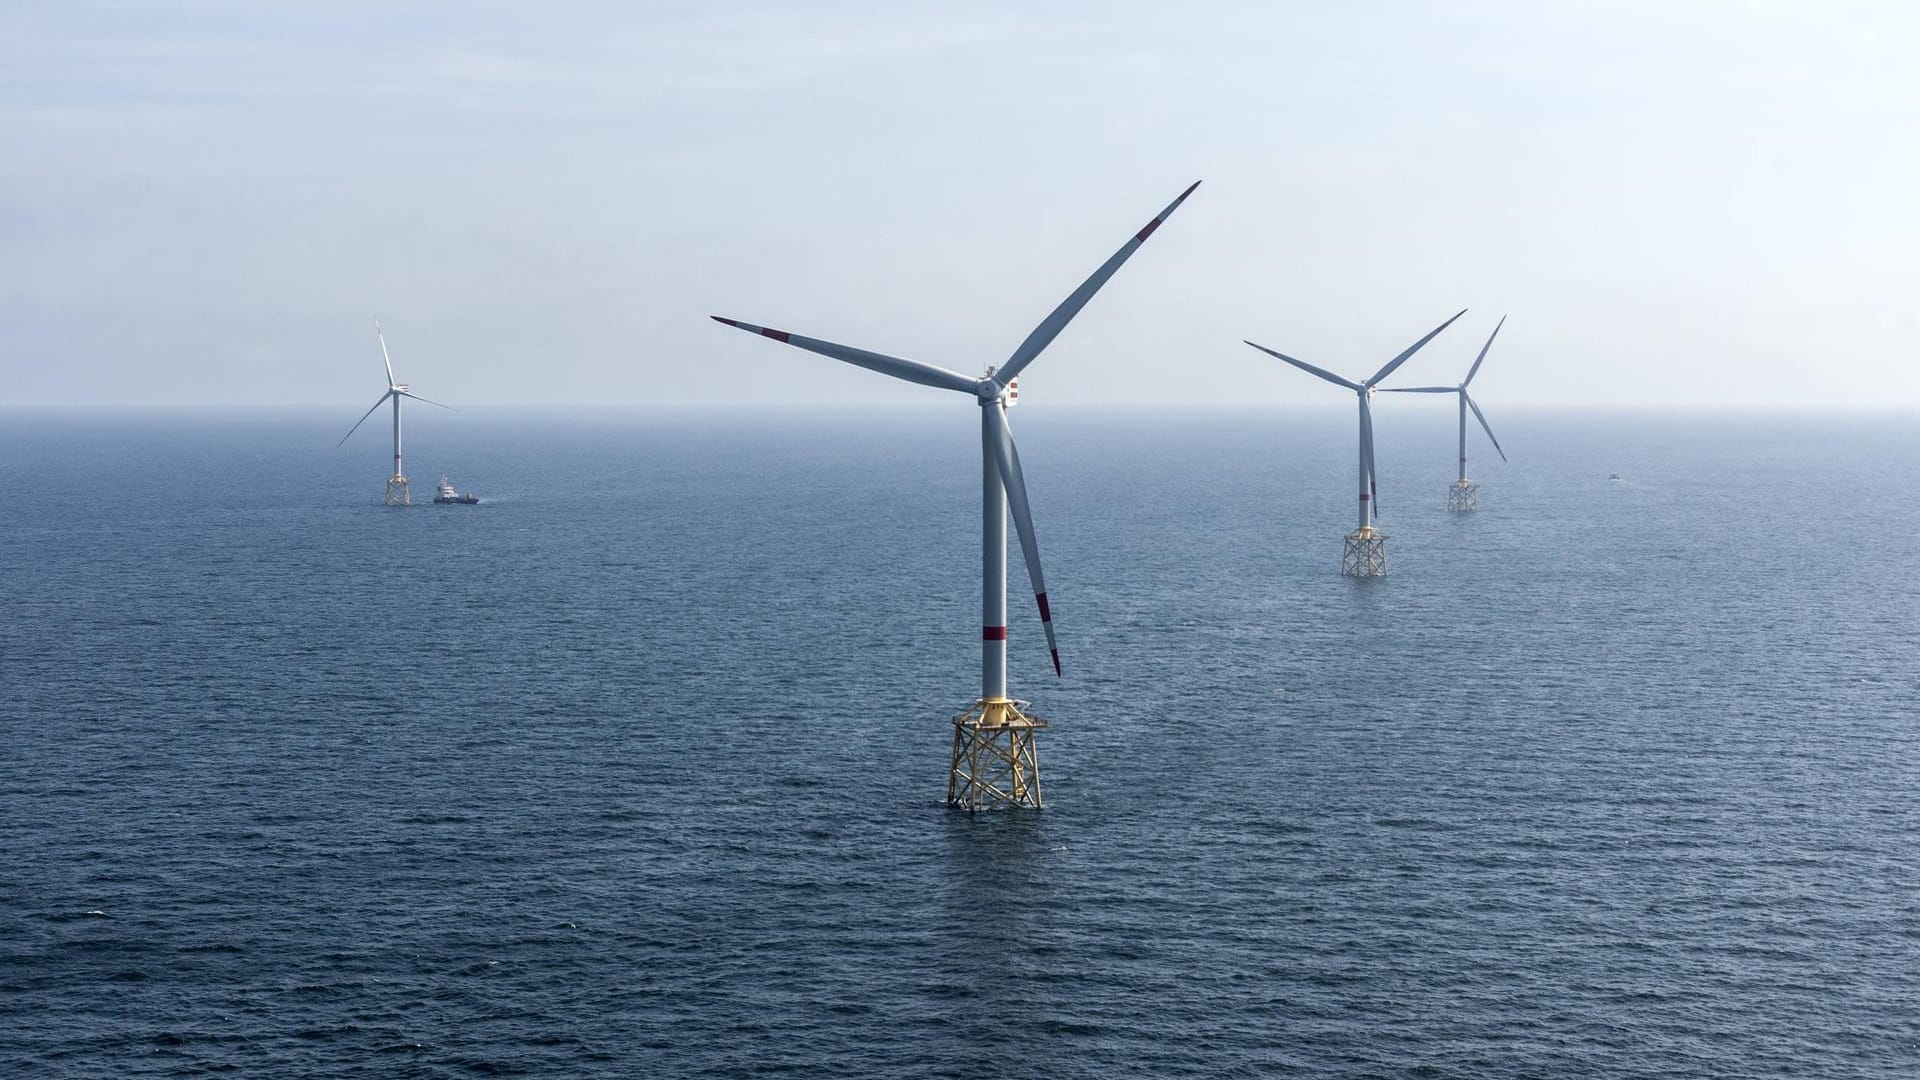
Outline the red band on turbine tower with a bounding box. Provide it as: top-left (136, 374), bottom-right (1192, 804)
top-left (1359, 493), bottom-right (1370, 501)
top-left (983, 625), bottom-right (1008, 641)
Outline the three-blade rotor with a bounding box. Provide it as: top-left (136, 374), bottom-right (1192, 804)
top-left (1243, 308), bottom-right (1468, 519)
top-left (338, 322), bottom-right (453, 446)
top-left (1380, 314), bottom-right (1507, 462)
top-left (711, 182), bottom-right (1203, 674)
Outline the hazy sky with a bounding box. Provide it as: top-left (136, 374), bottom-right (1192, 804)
top-left (5, 1), bottom-right (1919, 410)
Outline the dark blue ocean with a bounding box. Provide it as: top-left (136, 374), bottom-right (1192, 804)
top-left (4, 408), bottom-right (1918, 1078)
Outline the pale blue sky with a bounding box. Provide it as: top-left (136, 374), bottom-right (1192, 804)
top-left (4, 1), bottom-right (1917, 408)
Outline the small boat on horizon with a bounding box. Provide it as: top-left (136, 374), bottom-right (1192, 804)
top-left (433, 478), bottom-right (479, 505)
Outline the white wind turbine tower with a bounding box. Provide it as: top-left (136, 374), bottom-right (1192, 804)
top-left (1382, 315), bottom-right (1508, 511)
top-left (713, 181), bottom-right (1201, 810)
top-left (337, 322), bottom-right (452, 506)
top-left (1244, 310), bottom-right (1466, 576)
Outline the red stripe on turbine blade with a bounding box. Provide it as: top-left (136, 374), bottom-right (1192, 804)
top-left (983, 626), bottom-right (1008, 641)
top-left (1050, 650), bottom-right (1062, 677)
top-left (760, 327), bottom-right (790, 343)
top-left (1035, 592), bottom-right (1052, 621)
top-left (1135, 180), bottom-right (1201, 242)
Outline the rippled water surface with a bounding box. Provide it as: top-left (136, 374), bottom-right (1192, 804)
top-left (4, 409), bottom-right (1919, 1078)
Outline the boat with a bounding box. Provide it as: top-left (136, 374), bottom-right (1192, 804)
top-left (433, 478), bottom-right (479, 505)
top-left (1607, 473), bottom-right (1624, 482)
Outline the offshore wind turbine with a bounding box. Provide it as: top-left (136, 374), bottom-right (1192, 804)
top-left (712, 181), bottom-right (1201, 810)
top-left (337, 322), bottom-right (451, 506)
top-left (1383, 315), bottom-right (1508, 511)
top-left (1244, 310), bottom-right (1466, 576)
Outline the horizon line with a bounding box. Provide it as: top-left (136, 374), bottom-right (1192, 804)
top-left (6, 402), bottom-right (1919, 416)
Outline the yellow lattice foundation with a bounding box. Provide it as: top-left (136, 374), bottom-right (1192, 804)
top-left (1342, 525), bottom-right (1388, 577)
top-left (947, 697), bottom-right (1046, 811)
top-left (1447, 479), bottom-right (1477, 512)
top-left (385, 474), bottom-right (411, 506)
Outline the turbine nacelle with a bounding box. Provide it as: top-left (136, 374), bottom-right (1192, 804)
top-left (978, 365), bottom-right (1022, 405)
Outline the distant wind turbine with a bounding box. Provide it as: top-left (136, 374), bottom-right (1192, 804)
top-left (712, 181), bottom-right (1201, 810)
top-left (1382, 315), bottom-right (1508, 511)
top-left (338, 322), bottom-right (452, 506)
top-left (1244, 310), bottom-right (1466, 576)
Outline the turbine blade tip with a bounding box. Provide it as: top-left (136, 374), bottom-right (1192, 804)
top-left (711, 316), bottom-right (791, 343)
top-left (1051, 650), bottom-right (1062, 677)
top-left (1137, 182), bottom-right (1202, 242)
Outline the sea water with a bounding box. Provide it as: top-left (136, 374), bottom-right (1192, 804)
top-left (3, 408), bottom-right (1917, 1077)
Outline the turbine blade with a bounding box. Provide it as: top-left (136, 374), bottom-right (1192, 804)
top-left (1463, 315), bottom-right (1506, 388)
top-left (710, 316), bottom-right (978, 395)
top-left (338, 392), bottom-right (391, 447)
top-left (400, 390), bottom-right (455, 411)
top-left (985, 404), bottom-right (1060, 677)
top-left (1464, 392), bottom-right (1507, 463)
top-left (994, 181), bottom-right (1202, 388)
top-left (1365, 308), bottom-right (1468, 387)
top-left (375, 321), bottom-right (397, 388)
top-left (1243, 341), bottom-right (1363, 391)
top-left (1378, 386), bottom-right (1456, 393)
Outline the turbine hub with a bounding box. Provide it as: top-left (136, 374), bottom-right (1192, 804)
top-left (975, 378), bottom-right (1004, 404)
